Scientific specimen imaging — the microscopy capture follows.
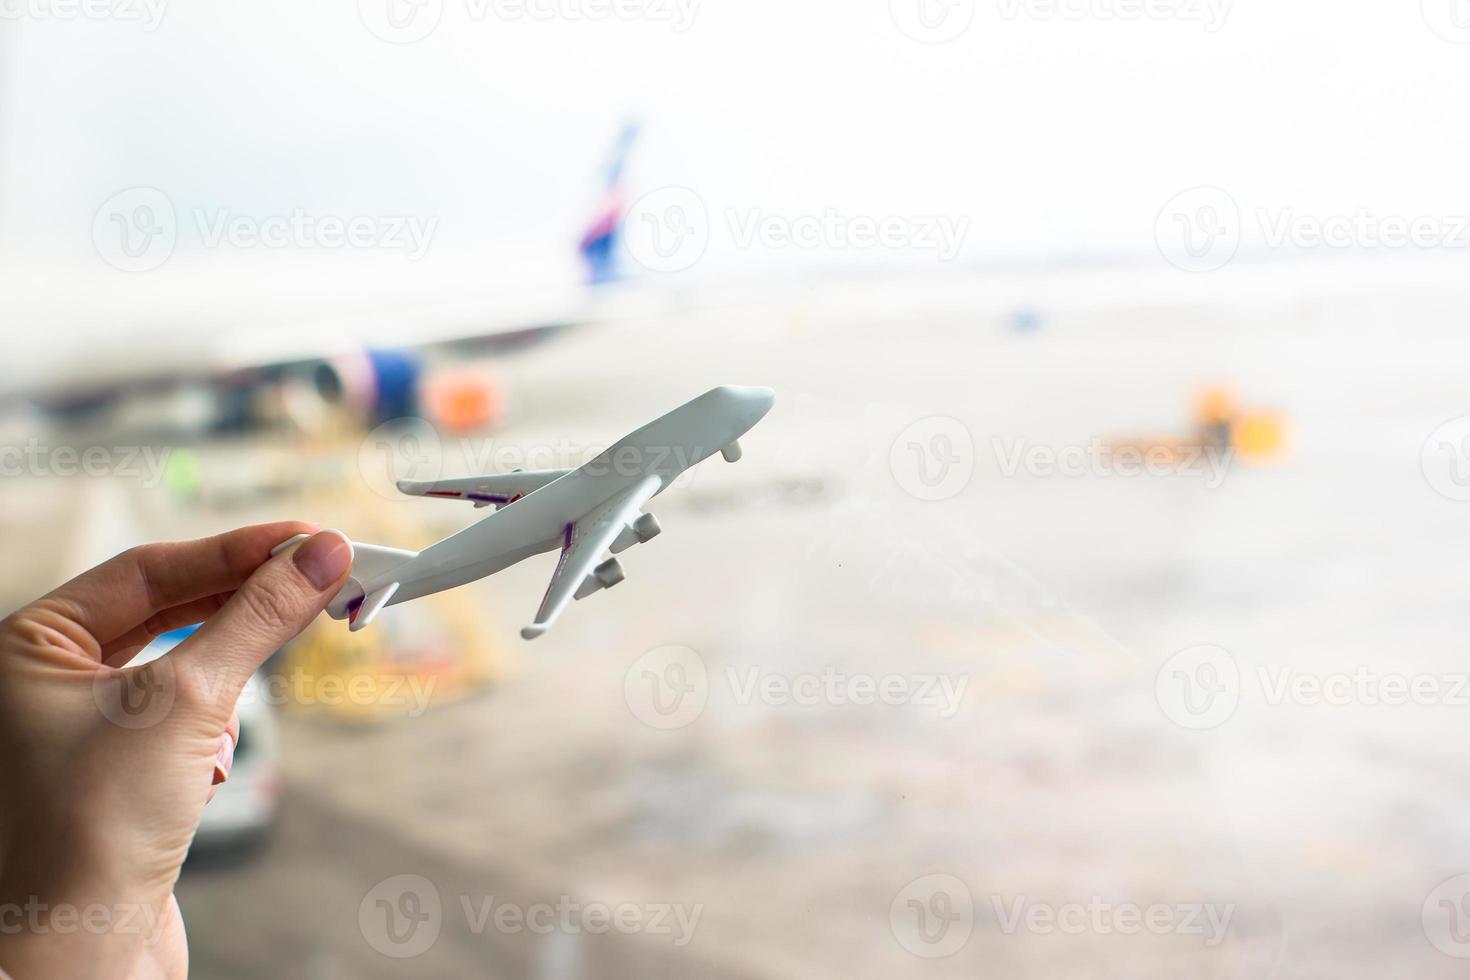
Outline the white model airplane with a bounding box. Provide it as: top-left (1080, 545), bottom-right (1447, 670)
top-left (274, 386), bottom-right (775, 639)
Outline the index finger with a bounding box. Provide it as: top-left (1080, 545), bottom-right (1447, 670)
top-left (43, 522), bottom-right (318, 648)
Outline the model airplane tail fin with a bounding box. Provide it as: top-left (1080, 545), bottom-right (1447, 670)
top-left (274, 533), bottom-right (419, 630)
top-left (332, 541), bottom-right (419, 630)
top-left (348, 581), bottom-right (400, 632)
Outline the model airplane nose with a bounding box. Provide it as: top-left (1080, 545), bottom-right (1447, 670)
top-left (720, 385), bottom-right (776, 426)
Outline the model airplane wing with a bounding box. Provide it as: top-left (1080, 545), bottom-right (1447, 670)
top-left (398, 470), bottom-right (571, 509)
top-left (521, 475), bottom-right (661, 640)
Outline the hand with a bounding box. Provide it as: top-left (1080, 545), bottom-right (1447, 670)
top-left (0, 523), bottom-right (353, 980)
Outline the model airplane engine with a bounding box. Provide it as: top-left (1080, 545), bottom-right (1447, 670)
top-left (575, 557), bottom-right (626, 600)
top-left (611, 513), bottom-right (662, 554)
top-left (721, 440), bottom-right (743, 462)
top-left (596, 557), bottom-right (625, 587)
top-left (634, 512), bottom-right (661, 541)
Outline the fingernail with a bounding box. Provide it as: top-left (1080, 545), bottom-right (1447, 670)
top-left (292, 530), bottom-right (353, 590)
top-left (213, 731), bottom-right (234, 786)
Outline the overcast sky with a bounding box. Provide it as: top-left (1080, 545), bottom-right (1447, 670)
top-left (3, 0), bottom-right (1469, 275)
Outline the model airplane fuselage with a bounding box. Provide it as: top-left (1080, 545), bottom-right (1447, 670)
top-left (274, 385), bottom-right (774, 639)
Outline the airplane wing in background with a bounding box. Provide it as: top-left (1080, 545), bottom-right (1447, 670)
top-left (521, 475), bottom-right (661, 640)
top-left (397, 469), bottom-right (572, 509)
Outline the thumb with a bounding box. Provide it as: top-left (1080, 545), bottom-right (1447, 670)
top-left (170, 530), bottom-right (353, 714)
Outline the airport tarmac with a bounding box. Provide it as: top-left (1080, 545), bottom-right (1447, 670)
top-left (7, 272), bottom-right (1470, 978)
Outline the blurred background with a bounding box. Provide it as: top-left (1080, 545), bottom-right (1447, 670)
top-left (6, 1), bottom-right (1470, 976)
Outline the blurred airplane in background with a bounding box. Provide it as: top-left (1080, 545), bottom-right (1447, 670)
top-left (0, 123), bottom-right (646, 436)
top-left (579, 121), bottom-right (639, 286)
